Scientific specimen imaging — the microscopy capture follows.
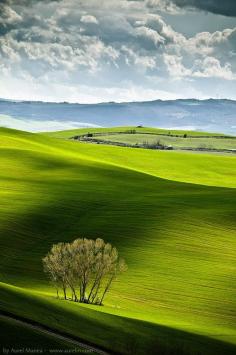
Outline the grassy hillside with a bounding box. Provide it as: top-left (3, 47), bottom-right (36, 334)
top-left (0, 127), bottom-right (236, 354)
top-left (43, 126), bottom-right (228, 139)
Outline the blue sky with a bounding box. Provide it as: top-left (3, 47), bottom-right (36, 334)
top-left (0, 0), bottom-right (235, 103)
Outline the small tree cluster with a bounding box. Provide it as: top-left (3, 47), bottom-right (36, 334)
top-left (142, 139), bottom-right (164, 149)
top-left (42, 238), bottom-right (127, 305)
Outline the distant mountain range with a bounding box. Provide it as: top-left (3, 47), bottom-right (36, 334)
top-left (0, 98), bottom-right (235, 134)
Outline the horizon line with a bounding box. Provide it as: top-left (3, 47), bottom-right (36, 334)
top-left (0, 97), bottom-right (235, 105)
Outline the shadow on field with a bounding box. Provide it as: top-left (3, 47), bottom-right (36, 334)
top-left (0, 153), bottom-right (200, 281)
top-left (1, 149), bottom-right (231, 284)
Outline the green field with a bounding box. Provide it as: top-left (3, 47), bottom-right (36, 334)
top-left (86, 133), bottom-right (236, 150)
top-left (1, 126), bottom-right (236, 354)
top-left (44, 126), bottom-right (235, 152)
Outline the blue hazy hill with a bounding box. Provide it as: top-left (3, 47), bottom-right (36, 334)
top-left (0, 98), bottom-right (235, 134)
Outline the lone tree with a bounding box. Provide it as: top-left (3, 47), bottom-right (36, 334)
top-left (43, 238), bottom-right (127, 305)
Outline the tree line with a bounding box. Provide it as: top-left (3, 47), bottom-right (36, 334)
top-left (43, 238), bottom-right (127, 305)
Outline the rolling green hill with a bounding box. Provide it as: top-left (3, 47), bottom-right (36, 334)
top-left (43, 126), bottom-right (229, 139)
top-left (0, 127), bottom-right (236, 354)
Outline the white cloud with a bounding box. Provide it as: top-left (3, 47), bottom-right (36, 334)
top-left (135, 26), bottom-right (165, 46)
top-left (121, 46), bottom-right (156, 69)
top-left (0, 4), bottom-right (22, 24)
top-left (186, 28), bottom-right (236, 56)
top-left (163, 53), bottom-right (236, 80)
top-left (193, 57), bottom-right (236, 80)
top-left (164, 54), bottom-right (191, 78)
top-left (80, 14), bottom-right (98, 24)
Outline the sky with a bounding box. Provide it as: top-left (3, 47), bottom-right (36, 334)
top-left (0, 0), bottom-right (236, 103)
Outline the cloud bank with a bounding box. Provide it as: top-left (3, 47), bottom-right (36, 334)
top-left (0, 0), bottom-right (235, 102)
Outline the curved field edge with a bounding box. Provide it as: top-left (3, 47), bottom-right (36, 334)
top-left (1, 283), bottom-right (236, 355)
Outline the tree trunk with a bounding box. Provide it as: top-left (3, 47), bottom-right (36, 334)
top-left (67, 280), bottom-right (78, 302)
top-left (91, 279), bottom-right (102, 304)
top-left (88, 275), bottom-right (101, 303)
top-left (87, 282), bottom-right (96, 303)
top-left (71, 286), bottom-right (78, 302)
top-left (79, 282), bottom-right (83, 302)
top-left (63, 285), bottom-right (67, 300)
top-left (100, 275), bottom-right (114, 305)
